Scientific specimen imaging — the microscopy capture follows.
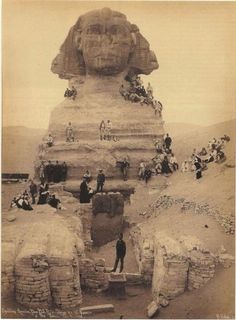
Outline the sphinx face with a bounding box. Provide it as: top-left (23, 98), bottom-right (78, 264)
top-left (79, 14), bottom-right (133, 75)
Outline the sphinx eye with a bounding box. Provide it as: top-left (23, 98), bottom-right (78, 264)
top-left (87, 24), bottom-right (102, 35)
top-left (109, 25), bottom-right (127, 36)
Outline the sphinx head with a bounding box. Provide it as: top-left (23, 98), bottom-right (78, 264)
top-left (52, 8), bottom-right (158, 78)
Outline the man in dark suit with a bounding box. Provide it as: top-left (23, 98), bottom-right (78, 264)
top-left (111, 233), bottom-right (126, 273)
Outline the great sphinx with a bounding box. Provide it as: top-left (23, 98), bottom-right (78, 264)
top-left (36, 7), bottom-right (164, 184)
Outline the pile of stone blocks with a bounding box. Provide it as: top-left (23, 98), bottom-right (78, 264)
top-left (15, 255), bottom-right (51, 307)
top-left (79, 258), bottom-right (108, 291)
top-left (2, 220), bottom-right (83, 309)
top-left (91, 192), bottom-right (124, 246)
top-left (180, 236), bottom-right (216, 291)
top-left (152, 234), bottom-right (189, 299)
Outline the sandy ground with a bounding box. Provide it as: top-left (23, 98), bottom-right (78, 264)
top-left (2, 173), bottom-right (235, 319)
top-left (1, 120), bottom-right (235, 319)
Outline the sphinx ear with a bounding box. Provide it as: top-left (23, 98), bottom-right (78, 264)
top-left (74, 30), bottom-right (83, 52)
top-left (128, 31), bottom-right (158, 75)
top-left (130, 32), bottom-right (137, 52)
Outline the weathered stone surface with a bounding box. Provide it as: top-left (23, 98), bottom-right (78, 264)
top-left (51, 8), bottom-right (158, 78)
top-left (92, 192), bottom-right (124, 215)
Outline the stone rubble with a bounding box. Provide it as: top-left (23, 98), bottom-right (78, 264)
top-left (139, 195), bottom-right (235, 234)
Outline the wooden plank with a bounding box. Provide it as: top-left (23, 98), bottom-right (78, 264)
top-left (80, 304), bottom-right (114, 314)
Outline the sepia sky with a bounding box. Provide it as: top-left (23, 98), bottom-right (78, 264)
top-left (3, 1), bottom-right (236, 129)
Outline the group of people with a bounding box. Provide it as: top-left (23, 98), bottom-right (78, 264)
top-left (152, 133), bottom-right (178, 174)
top-left (64, 86), bottom-right (77, 100)
top-left (119, 75), bottom-right (163, 117)
top-left (181, 134), bottom-right (230, 180)
top-left (79, 169), bottom-right (106, 203)
top-left (10, 179), bottom-right (63, 210)
top-left (38, 160), bottom-right (68, 183)
top-left (99, 120), bottom-right (116, 141)
top-left (10, 190), bottom-right (34, 211)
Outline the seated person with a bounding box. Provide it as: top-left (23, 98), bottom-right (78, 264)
top-left (48, 194), bottom-right (61, 209)
top-left (161, 156), bottom-right (172, 175)
top-left (88, 187), bottom-right (94, 201)
top-left (64, 88), bottom-right (70, 97)
top-left (135, 76), bottom-right (143, 86)
top-left (199, 147), bottom-right (208, 156)
top-left (216, 150), bottom-right (226, 162)
top-left (221, 134), bottom-right (230, 142)
top-left (144, 168), bottom-right (152, 183)
top-left (46, 134), bottom-right (54, 147)
top-left (70, 86), bottom-right (77, 100)
top-left (155, 162), bottom-right (162, 175)
top-left (169, 153), bottom-right (179, 171)
top-left (22, 196), bottom-right (33, 211)
top-left (140, 86), bottom-right (147, 97)
top-left (205, 152), bottom-right (215, 163)
top-left (16, 196), bottom-right (24, 208)
top-left (10, 198), bottom-right (17, 208)
top-left (129, 92), bottom-right (141, 103)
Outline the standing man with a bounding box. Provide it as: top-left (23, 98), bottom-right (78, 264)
top-left (61, 161), bottom-right (68, 181)
top-left (66, 122), bottom-right (75, 142)
top-left (111, 233), bottom-right (126, 273)
top-left (29, 180), bottom-right (37, 205)
top-left (99, 120), bottom-right (106, 140)
top-left (96, 169), bottom-right (105, 193)
top-left (164, 133), bottom-right (172, 150)
top-left (120, 158), bottom-right (129, 181)
top-left (106, 120), bottom-right (112, 141)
